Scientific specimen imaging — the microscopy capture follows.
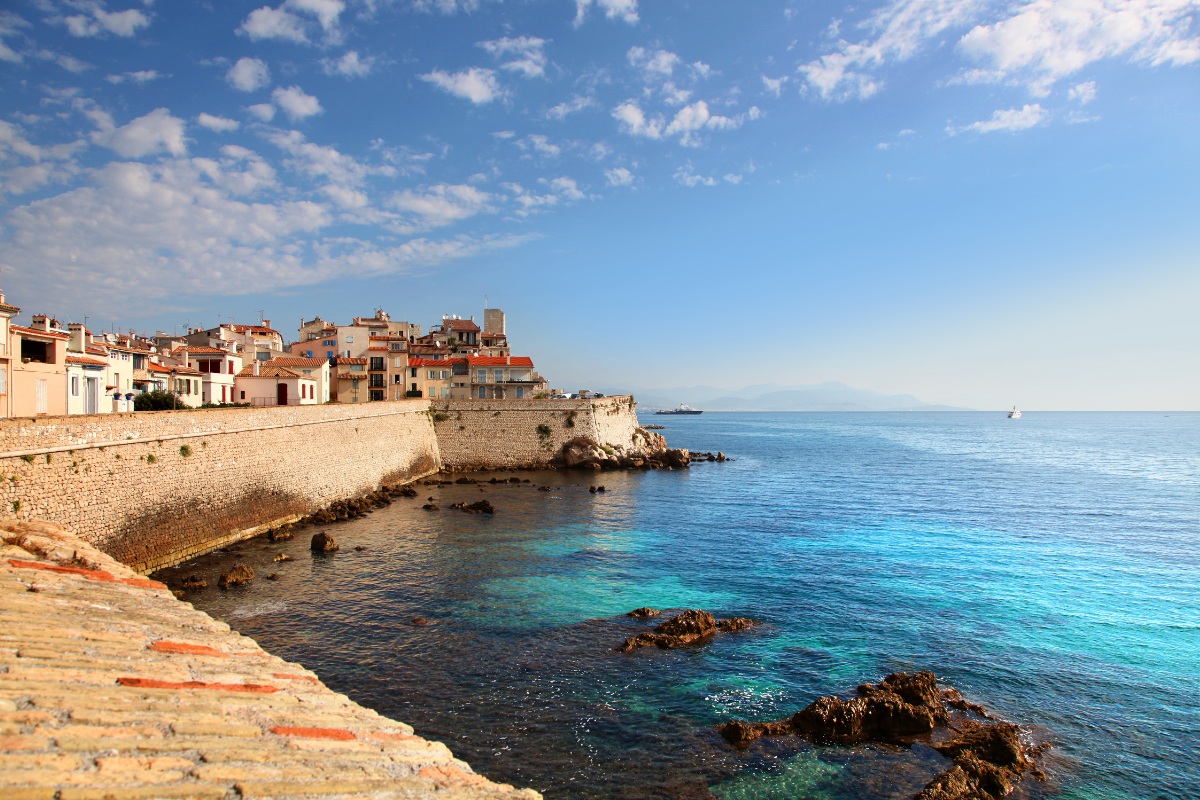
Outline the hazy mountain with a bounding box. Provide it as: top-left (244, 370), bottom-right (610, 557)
top-left (599, 382), bottom-right (970, 412)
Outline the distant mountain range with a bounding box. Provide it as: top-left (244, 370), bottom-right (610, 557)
top-left (600, 382), bottom-right (970, 412)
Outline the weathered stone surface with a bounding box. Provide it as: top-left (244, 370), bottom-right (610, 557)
top-left (627, 607), bottom-right (661, 619)
top-left (0, 519), bottom-right (541, 800)
top-left (309, 532), bottom-right (338, 553)
top-left (217, 563), bottom-right (254, 589)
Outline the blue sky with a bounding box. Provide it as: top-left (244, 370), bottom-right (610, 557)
top-left (1, 0), bottom-right (1197, 409)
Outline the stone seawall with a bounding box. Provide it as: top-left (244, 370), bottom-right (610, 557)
top-left (0, 396), bottom-right (651, 573)
top-left (433, 396), bottom-right (643, 470)
top-left (0, 402), bottom-right (440, 574)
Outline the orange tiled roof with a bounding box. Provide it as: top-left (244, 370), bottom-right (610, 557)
top-left (236, 365), bottom-right (308, 379)
top-left (146, 363), bottom-right (173, 374)
top-left (270, 358), bottom-right (328, 368)
top-left (443, 319), bottom-right (480, 332)
top-left (228, 324), bottom-right (281, 336)
top-left (466, 356), bottom-right (534, 367)
top-left (337, 357), bottom-right (368, 365)
top-left (178, 346), bottom-right (229, 355)
top-left (66, 355), bottom-right (108, 367)
top-left (12, 324), bottom-right (69, 340)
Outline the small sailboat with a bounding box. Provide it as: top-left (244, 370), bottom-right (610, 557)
top-left (1007, 406), bottom-right (1022, 419)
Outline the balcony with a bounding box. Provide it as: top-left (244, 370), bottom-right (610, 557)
top-left (406, 390), bottom-right (423, 398)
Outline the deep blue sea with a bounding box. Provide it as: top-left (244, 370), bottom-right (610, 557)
top-left (165, 412), bottom-right (1200, 800)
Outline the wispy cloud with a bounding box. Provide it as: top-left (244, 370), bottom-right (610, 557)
top-left (272, 86), bottom-right (323, 121)
top-left (949, 103), bottom-right (1046, 135)
top-left (479, 36), bottom-right (547, 79)
top-left (420, 67), bottom-right (501, 103)
top-left (574, 0), bottom-right (638, 27)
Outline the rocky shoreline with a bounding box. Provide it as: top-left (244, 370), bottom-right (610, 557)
top-left (717, 671), bottom-right (1046, 800)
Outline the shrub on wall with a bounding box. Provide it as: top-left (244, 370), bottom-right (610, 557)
top-left (134, 390), bottom-right (183, 411)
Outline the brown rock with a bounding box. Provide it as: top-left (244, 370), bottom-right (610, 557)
top-left (180, 576), bottom-right (207, 590)
top-left (310, 531), bottom-right (339, 553)
top-left (422, 503), bottom-right (439, 511)
top-left (273, 553), bottom-right (292, 562)
top-left (218, 563), bottom-right (254, 589)
top-left (449, 499), bottom-right (495, 514)
top-left (627, 607), bottom-right (661, 619)
top-left (267, 529), bottom-right (293, 542)
top-left (265, 573), bottom-right (281, 581)
top-left (716, 617), bottom-right (756, 632)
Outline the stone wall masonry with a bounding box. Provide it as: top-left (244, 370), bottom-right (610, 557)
top-left (433, 396), bottom-right (645, 471)
top-left (0, 402), bottom-right (440, 574)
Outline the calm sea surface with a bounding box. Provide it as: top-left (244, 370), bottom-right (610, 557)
top-left (162, 412), bottom-right (1200, 800)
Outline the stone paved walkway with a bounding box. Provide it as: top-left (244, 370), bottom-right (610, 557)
top-left (0, 520), bottom-right (541, 800)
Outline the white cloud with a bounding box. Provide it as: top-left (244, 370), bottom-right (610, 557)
top-left (950, 103), bottom-right (1046, 134)
top-left (1069, 80), bottom-right (1098, 104)
top-left (92, 108), bottom-right (188, 158)
top-left (264, 128), bottom-right (391, 187)
top-left (628, 46), bottom-right (680, 78)
top-left (411, 0), bottom-right (481, 12)
top-left (420, 67), bottom-right (500, 103)
top-left (479, 36), bottom-right (547, 79)
top-left (105, 69), bottom-right (162, 84)
top-left (287, 0), bottom-right (345, 32)
top-left (272, 86), bottom-right (323, 120)
top-left (0, 12), bottom-right (28, 64)
top-left (546, 94), bottom-right (595, 120)
top-left (574, 0), bottom-right (638, 26)
top-left (800, 0), bottom-right (989, 100)
top-left (227, 57), bottom-right (271, 92)
top-left (723, 173), bottom-right (743, 184)
top-left (197, 113), bottom-right (240, 133)
top-left (63, 4), bottom-right (150, 38)
top-left (322, 184), bottom-right (369, 208)
top-left (322, 50), bottom-right (374, 77)
top-left (959, 0), bottom-right (1200, 96)
top-left (0, 120), bottom-right (85, 196)
top-left (762, 75), bottom-right (788, 97)
top-left (503, 176), bottom-right (590, 215)
top-left (517, 134), bottom-right (561, 158)
top-left (673, 164), bottom-right (717, 187)
top-left (612, 101), bottom-right (662, 139)
top-left (247, 103), bottom-right (277, 122)
top-left (239, 6), bottom-right (308, 44)
top-left (605, 167), bottom-right (634, 186)
top-left (390, 183), bottom-right (493, 232)
top-left (37, 49), bottom-right (91, 73)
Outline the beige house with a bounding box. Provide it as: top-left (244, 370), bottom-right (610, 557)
top-left (65, 354), bottom-right (109, 415)
top-left (178, 346), bottom-right (243, 405)
top-left (269, 357), bottom-right (331, 404)
top-left (235, 363), bottom-right (317, 406)
top-left (406, 358), bottom-right (453, 400)
top-left (10, 316), bottom-right (69, 417)
top-left (333, 357), bottom-right (368, 403)
top-left (0, 290), bottom-right (19, 417)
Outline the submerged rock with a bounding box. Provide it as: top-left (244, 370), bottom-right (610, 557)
top-left (273, 553), bottom-right (292, 563)
top-left (310, 531), bottom-right (339, 553)
top-left (717, 672), bottom-right (1040, 800)
top-left (422, 503), bottom-right (439, 511)
top-left (267, 528), bottom-right (293, 542)
top-left (180, 575), bottom-right (207, 590)
top-left (449, 499), bottom-right (495, 514)
top-left (218, 563), bottom-right (254, 589)
top-left (618, 609), bottom-right (756, 652)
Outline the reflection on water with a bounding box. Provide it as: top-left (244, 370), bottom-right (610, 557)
top-left (159, 412), bottom-right (1200, 800)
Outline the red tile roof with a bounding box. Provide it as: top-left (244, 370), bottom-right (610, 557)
top-left (269, 358), bottom-right (328, 368)
top-left (66, 355), bottom-right (108, 367)
top-left (466, 356), bottom-right (534, 367)
top-left (12, 324), bottom-right (69, 340)
top-left (178, 346), bottom-right (229, 355)
top-left (443, 319), bottom-right (480, 332)
top-left (237, 365), bottom-right (308, 379)
top-left (337, 357), bottom-right (368, 365)
top-left (228, 324), bottom-right (281, 336)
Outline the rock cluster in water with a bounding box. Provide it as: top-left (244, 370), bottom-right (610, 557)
top-left (217, 563), bottom-right (254, 588)
top-left (448, 499), bottom-right (495, 514)
top-left (617, 609), bottom-right (758, 652)
top-left (717, 671), bottom-right (1040, 800)
top-left (558, 432), bottom-right (691, 472)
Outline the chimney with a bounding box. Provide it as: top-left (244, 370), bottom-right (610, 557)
top-left (262, 319), bottom-right (271, 330)
top-left (179, 346), bottom-right (188, 366)
top-left (253, 360), bottom-right (260, 376)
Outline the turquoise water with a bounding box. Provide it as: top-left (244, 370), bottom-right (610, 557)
top-left (167, 412), bottom-right (1200, 799)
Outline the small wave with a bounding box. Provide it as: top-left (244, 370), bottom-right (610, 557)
top-left (227, 600), bottom-right (288, 619)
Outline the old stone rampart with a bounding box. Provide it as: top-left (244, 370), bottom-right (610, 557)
top-left (0, 396), bottom-right (650, 573)
top-left (0, 402), bottom-right (440, 573)
top-left (433, 396), bottom-right (642, 470)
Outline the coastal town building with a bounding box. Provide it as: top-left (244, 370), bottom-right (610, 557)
top-left (0, 294), bottom-right (551, 414)
top-left (234, 362), bottom-right (317, 406)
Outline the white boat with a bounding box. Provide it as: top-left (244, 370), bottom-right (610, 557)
top-left (1008, 406), bottom-right (1022, 419)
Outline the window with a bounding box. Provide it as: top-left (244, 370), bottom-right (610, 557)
top-left (369, 375), bottom-right (384, 388)
top-left (306, 350), bottom-right (313, 358)
top-left (494, 369), bottom-right (503, 383)
top-left (240, 390), bottom-right (246, 400)
top-left (228, 361), bottom-right (235, 374)
top-left (36, 379), bottom-right (48, 414)
top-left (476, 369), bottom-right (486, 383)
top-left (410, 367), bottom-right (417, 377)
top-left (478, 386), bottom-right (487, 399)
top-left (516, 386), bottom-right (524, 399)
top-left (0, 367), bottom-right (6, 394)
top-left (323, 339), bottom-right (336, 346)
top-left (345, 336), bottom-right (354, 343)
top-left (441, 387), bottom-right (450, 399)
top-left (327, 351), bottom-right (334, 359)
top-left (20, 338), bottom-right (52, 364)
top-left (71, 375), bottom-right (80, 396)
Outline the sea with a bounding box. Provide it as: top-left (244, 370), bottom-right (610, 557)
top-left (160, 411), bottom-right (1200, 800)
